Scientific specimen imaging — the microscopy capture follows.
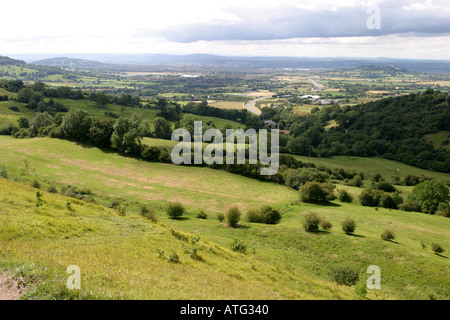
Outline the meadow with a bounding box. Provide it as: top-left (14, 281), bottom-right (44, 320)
top-left (0, 135), bottom-right (449, 300)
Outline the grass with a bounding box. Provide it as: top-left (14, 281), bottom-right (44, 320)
top-left (425, 131), bottom-right (450, 150)
top-left (289, 154), bottom-right (450, 182)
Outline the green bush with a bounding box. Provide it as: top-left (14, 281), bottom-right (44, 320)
top-left (431, 243), bottom-right (445, 255)
top-left (231, 239), bottom-right (247, 254)
top-left (381, 229), bottom-right (395, 241)
top-left (380, 194), bottom-right (398, 209)
top-left (226, 207), bottom-right (241, 228)
top-left (259, 206), bottom-right (282, 225)
top-left (374, 182), bottom-right (397, 193)
top-left (349, 176), bottom-right (363, 188)
top-left (338, 190), bottom-right (353, 203)
top-left (359, 189), bottom-right (384, 207)
top-left (320, 219), bottom-right (333, 231)
top-left (303, 212), bottom-right (321, 232)
top-left (328, 265), bottom-right (359, 286)
top-left (117, 204), bottom-right (127, 216)
top-left (399, 201), bottom-right (422, 212)
top-left (299, 182), bottom-right (335, 203)
top-left (168, 252), bottom-right (180, 263)
top-left (217, 212), bottom-right (225, 222)
top-left (46, 185), bottom-right (58, 193)
top-left (246, 209), bottom-right (263, 223)
top-left (166, 202), bottom-right (185, 219)
top-left (31, 179), bottom-right (41, 189)
top-left (0, 165), bottom-right (8, 179)
top-left (342, 218), bottom-right (356, 234)
top-left (195, 210), bottom-right (208, 219)
top-left (140, 205), bottom-right (158, 223)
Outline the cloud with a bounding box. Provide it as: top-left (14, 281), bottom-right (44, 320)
top-left (145, 1), bottom-right (450, 42)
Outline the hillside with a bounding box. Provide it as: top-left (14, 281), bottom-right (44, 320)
top-left (32, 57), bottom-right (106, 69)
top-left (0, 136), bottom-right (449, 299)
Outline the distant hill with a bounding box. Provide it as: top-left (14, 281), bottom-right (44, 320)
top-left (0, 55), bottom-right (25, 66)
top-left (32, 57), bottom-right (105, 69)
top-left (8, 53), bottom-right (450, 73)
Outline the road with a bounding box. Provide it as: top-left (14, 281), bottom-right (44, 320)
top-left (244, 96), bottom-right (266, 115)
top-left (308, 78), bottom-right (324, 91)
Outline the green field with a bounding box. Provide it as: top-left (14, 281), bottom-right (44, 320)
top-left (289, 154), bottom-right (450, 182)
top-left (0, 136), bottom-right (449, 300)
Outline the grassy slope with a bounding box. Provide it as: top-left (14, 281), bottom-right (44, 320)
top-left (0, 136), bottom-right (449, 299)
top-left (289, 154), bottom-right (450, 182)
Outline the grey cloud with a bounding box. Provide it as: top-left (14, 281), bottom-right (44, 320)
top-left (142, 2), bottom-right (450, 42)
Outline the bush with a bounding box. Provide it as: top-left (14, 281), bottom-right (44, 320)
top-left (168, 252), bottom-right (180, 263)
top-left (342, 218), bottom-right (356, 234)
top-left (231, 239), bottom-right (247, 253)
top-left (399, 201), bottom-right (422, 212)
top-left (381, 229), bottom-right (395, 241)
top-left (299, 182), bottom-right (335, 203)
top-left (359, 189), bottom-right (383, 207)
top-left (166, 202), bottom-right (185, 219)
top-left (320, 220), bottom-right (333, 231)
top-left (431, 243), bottom-right (445, 255)
top-left (350, 176), bottom-right (363, 188)
top-left (436, 205), bottom-right (450, 218)
top-left (0, 165), bottom-right (8, 179)
top-left (226, 207), bottom-right (241, 228)
top-left (338, 190), bottom-right (353, 203)
top-left (328, 265), bottom-right (359, 286)
top-left (140, 205), bottom-right (158, 223)
top-left (46, 185), bottom-right (58, 193)
top-left (117, 204), bottom-right (127, 216)
top-left (380, 194), bottom-right (398, 209)
top-left (259, 206), bottom-right (282, 225)
top-left (246, 209), bottom-right (263, 223)
top-left (374, 182), bottom-right (397, 193)
top-left (303, 212), bottom-right (321, 232)
top-left (31, 179), bottom-right (41, 189)
top-left (195, 210), bottom-right (208, 219)
top-left (217, 212), bottom-right (225, 222)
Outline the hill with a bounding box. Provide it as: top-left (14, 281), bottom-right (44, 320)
top-left (32, 57), bottom-right (106, 69)
top-left (0, 136), bottom-right (449, 299)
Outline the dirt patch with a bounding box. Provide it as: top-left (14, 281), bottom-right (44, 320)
top-left (0, 272), bottom-right (26, 300)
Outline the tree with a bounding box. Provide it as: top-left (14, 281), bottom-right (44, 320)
top-left (299, 182), bottom-right (335, 203)
top-left (166, 202), bottom-right (185, 219)
top-left (342, 218), bottom-right (356, 234)
top-left (110, 118), bottom-right (143, 154)
top-left (61, 109), bottom-right (91, 141)
top-left (226, 207), bottom-right (241, 228)
top-left (28, 112), bottom-right (53, 137)
top-left (89, 118), bottom-right (115, 147)
top-left (153, 117), bottom-right (172, 139)
top-left (410, 180), bottom-right (449, 214)
top-left (96, 92), bottom-right (110, 107)
top-left (17, 87), bottom-right (33, 103)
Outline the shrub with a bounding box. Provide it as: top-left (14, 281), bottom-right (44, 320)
top-left (410, 180), bottom-right (449, 214)
top-left (299, 182), bottom-right (335, 203)
top-left (166, 202), bottom-right (185, 219)
top-left (350, 176), bottom-right (363, 188)
top-left (247, 209), bottom-right (263, 223)
top-left (46, 185), bottom-right (58, 193)
top-left (217, 212), bottom-right (225, 222)
top-left (380, 194), bottom-right (398, 209)
top-left (431, 243), bottom-right (445, 255)
top-left (231, 239), bottom-right (247, 253)
top-left (436, 205), bottom-right (450, 218)
top-left (338, 190), bottom-right (353, 203)
top-left (117, 204), bottom-right (127, 216)
top-left (140, 205), bottom-right (158, 223)
top-left (259, 206), bottom-right (282, 225)
top-left (195, 210), bottom-right (208, 219)
top-left (399, 201), bottom-right (422, 212)
top-left (226, 207), bottom-right (241, 228)
top-left (168, 252), bottom-right (180, 263)
top-left (303, 212), bottom-right (321, 232)
top-left (320, 220), bottom-right (333, 231)
top-left (342, 218), bottom-right (356, 234)
top-left (375, 182), bottom-right (397, 193)
top-left (0, 165), bottom-right (8, 179)
top-left (381, 229), bottom-right (395, 241)
top-left (328, 265), bottom-right (359, 286)
top-left (359, 189), bottom-right (383, 207)
top-left (31, 179), bottom-right (41, 189)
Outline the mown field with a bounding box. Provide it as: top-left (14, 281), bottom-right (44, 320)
top-left (0, 136), bottom-right (449, 300)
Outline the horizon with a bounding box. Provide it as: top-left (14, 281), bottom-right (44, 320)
top-left (1, 0), bottom-right (449, 60)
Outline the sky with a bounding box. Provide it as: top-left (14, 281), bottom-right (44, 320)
top-left (1, 0), bottom-right (449, 59)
